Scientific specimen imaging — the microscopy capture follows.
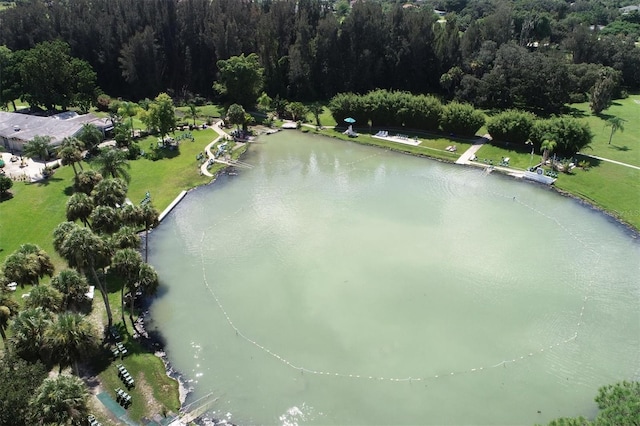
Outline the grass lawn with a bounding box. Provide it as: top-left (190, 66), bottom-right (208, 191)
top-left (96, 338), bottom-right (180, 422)
top-left (554, 157), bottom-right (640, 230)
top-left (124, 129), bottom-right (215, 211)
top-left (307, 126), bottom-right (471, 162)
top-left (569, 94), bottom-right (640, 167)
top-left (475, 142), bottom-right (537, 170)
top-left (0, 166), bottom-right (72, 268)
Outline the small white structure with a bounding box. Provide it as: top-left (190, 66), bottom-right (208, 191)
top-left (85, 285), bottom-right (95, 300)
top-left (523, 168), bottom-right (556, 185)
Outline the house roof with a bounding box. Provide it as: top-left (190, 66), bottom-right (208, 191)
top-left (0, 111), bottom-right (111, 147)
top-left (619, 5), bottom-right (640, 13)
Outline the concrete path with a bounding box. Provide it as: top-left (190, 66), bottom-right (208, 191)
top-left (455, 136), bottom-right (490, 165)
top-left (578, 153), bottom-right (640, 171)
top-left (199, 121), bottom-right (229, 177)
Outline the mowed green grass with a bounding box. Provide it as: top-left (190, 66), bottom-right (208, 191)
top-left (570, 95), bottom-right (640, 167)
top-left (125, 129), bottom-right (215, 210)
top-left (0, 166), bottom-right (72, 268)
top-left (554, 158), bottom-right (640, 230)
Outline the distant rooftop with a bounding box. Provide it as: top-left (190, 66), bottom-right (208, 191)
top-left (0, 110), bottom-right (112, 151)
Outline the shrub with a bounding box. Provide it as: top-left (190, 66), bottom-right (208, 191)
top-left (0, 175), bottom-right (12, 194)
top-left (96, 94), bottom-right (111, 112)
top-left (440, 102), bottom-right (485, 136)
top-left (486, 109), bottom-right (536, 144)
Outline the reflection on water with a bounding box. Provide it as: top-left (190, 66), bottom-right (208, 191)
top-left (149, 131), bottom-right (640, 425)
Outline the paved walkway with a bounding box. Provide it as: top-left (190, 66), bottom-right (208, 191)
top-left (199, 121), bottom-right (229, 177)
top-left (455, 135), bottom-right (490, 165)
top-left (578, 153), bottom-right (640, 170)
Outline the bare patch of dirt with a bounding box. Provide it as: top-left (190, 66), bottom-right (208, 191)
top-left (136, 372), bottom-right (164, 417)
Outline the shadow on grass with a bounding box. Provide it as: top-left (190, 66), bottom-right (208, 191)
top-left (143, 147), bottom-right (181, 161)
top-left (564, 106), bottom-right (589, 118)
top-left (31, 176), bottom-right (63, 186)
top-left (575, 154), bottom-right (602, 169)
top-left (610, 145), bottom-right (630, 151)
top-left (63, 185), bottom-right (75, 196)
top-left (0, 191), bottom-right (14, 202)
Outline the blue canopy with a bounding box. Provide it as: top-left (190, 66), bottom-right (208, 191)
top-left (344, 117), bottom-right (356, 124)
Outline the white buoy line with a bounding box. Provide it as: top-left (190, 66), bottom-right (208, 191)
top-left (193, 153), bottom-right (602, 383)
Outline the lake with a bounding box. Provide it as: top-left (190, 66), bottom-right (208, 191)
top-left (149, 131), bottom-right (640, 425)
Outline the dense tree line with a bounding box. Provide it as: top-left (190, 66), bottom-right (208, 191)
top-left (1, 0), bottom-right (639, 113)
top-left (329, 90), bottom-right (592, 155)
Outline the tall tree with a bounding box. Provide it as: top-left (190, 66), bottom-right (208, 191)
top-left (77, 124), bottom-right (103, 155)
top-left (0, 353), bottom-right (48, 426)
top-left (54, 223), bottom-right (114, 328)
top-left (91, 178), bottom-right (127, 208)
top-left (605, 117), bottom-right (625, 145)
top-left (24, 284), bottom-right (64, 313)
top-left (74, 170), bottom-right (103, 195)
top-left (119, 27), bottom-right (165, 100)
top-left (9, 307), bottom-right (52, 363)
top-left (117, 101), bottom-right (139, 139)
top-left (111, 248), bottom-right (143, 331)
top-left (589, 69), bottom-right (618, 115)
top-left (58, 137), bottom-right (85, 178)
top-left (50, 269), bottom-right (90, 311)
top-left (188, 103), bottom-right (200, 126)
top-left (141, 203), bottom-right (159, 262)
top-left (66, 192), bottom-right (94, 227)
top-left (226, 103), bottom-right (246, 129)
top-left (0, 45), bottom-right (22, 111)
top-left (214, 53), bottom-right (264, 108)
top-left (45, 312), bottom-right (98, 375)
top-left (27, 374), bottom-right (90, 425)
top-left (92, 149), bottom-right (131, 182)
top-left (2, 244), bottom-right (54, 288)
top-left (142, 92), bottom-right (176, 140)
top-left (22, 135), bottom-right (52, 161)
top-left (18, 40), bottom-right (96, 111)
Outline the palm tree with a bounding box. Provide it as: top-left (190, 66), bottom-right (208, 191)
top-left (309, 102), bottom-right (323, 128)
top-left (22, 135), bottom-right (52, 160)
top-left (78, 123), bottom-right (103, 154)
top-left (10, 307), bottom-right (52, 362)
top-left (605, 116), bottom-right (625, 145)
top-left (2, 244), bottom-right (55, 287)
top-left (66, 192), bottom-right (94, 227)
top-left (89, 205), bottom-right (121, 235)
top-left (117, 101), bottom-right (139, 138)
top-left (120, 204), bottom-right (143, 227)
top-left (58, 137), bottom-right (85, 177)
top-left (91, 177), bottom-right (127, 207)
top-left (110, 226), bottom-right (141, 250)
top-left (111, 248), bottom-right (143, 331)
top-left (25, 284), bottom-right (64, 313)
top-left (74, 169), bottom-right (103, 195)
top-left (541, 139), bottom-right (557, 164)
top-left (27, 374), bottom-right (90, 425)
top-left (51, 269), bottom-right (90, 311)
top-left (45, 312), bottom-right (98, 375)
top-left (93, 148), bottom-right (131, 182)
top-left (54, 223), bottom-right (114, 328)
top-left (188, 103), bottom-right (201, 126)
top-left (141, 203), bottom-right (159, 262)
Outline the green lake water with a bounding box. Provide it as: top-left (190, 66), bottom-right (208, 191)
top-left (149, 131), bottom-right (640, 425)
